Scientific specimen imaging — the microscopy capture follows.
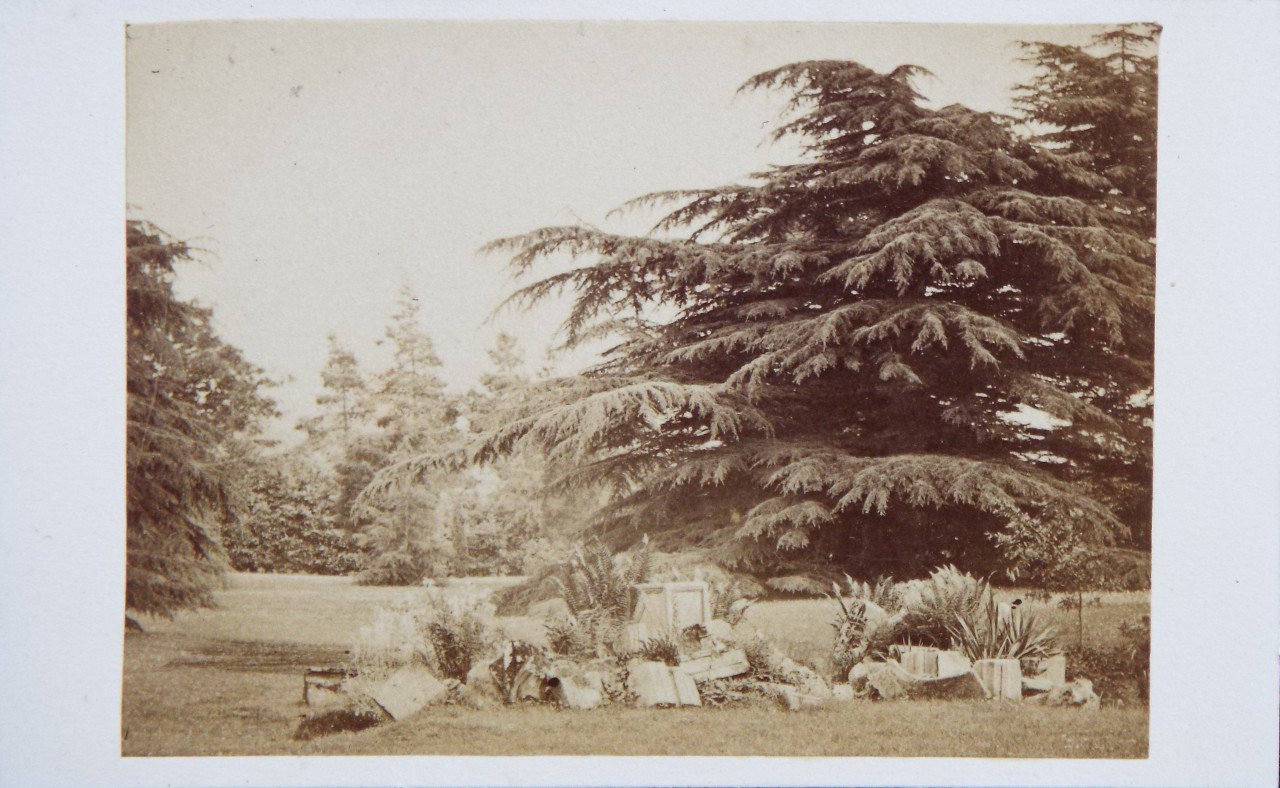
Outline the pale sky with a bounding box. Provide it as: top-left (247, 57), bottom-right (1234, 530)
top-left (126, 20), bottom-right (1102, 444)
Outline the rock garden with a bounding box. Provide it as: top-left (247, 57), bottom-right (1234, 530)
top-left (296, 545), bottom-right (1109, 739)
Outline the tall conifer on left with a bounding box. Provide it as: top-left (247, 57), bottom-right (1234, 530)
top-left (125, 221), bottom-right (276, 620)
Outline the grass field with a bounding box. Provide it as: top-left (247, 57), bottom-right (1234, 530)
top-left (121, 573), bottom-right (1149, 758)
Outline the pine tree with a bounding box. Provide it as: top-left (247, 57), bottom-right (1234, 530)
top-left (1016, 24), bottom-right (1159, 233)
top-left (310, 333), bottom-right (368, 437)
top-left (126, 220), bottom-right (276, 617)
top-left (394, 53), bottom-right (1155, 582)
top-left (352, 286), bottom-right (464, 583)
top-left (1014, 24), bottom-right (1158, 562)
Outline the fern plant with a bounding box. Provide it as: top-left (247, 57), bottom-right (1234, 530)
top-left (547, 536), bottom-right (652, 654)
top-left (897, 565), bottom-right (991, 648)
top-left (636, 634), bottom-right (682, 666)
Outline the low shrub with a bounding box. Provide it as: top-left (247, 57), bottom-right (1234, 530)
top-left (636, 634), bottom-right (682, 666)
top-left (1063, 615), bottom-right (1149, 704)
top-left (544, 616), bottom-right (595, 659)
top-left (293, 707), bottom-right (384, 740)
top-left (349, 586), bottom-right (495, 686)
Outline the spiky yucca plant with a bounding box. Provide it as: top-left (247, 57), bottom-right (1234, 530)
top-left (947, 596), bottom-right (1057, 662)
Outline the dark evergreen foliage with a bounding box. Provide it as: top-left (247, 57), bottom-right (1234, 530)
top-left (126, 220), bottom-right (276, 616)
top-left (222, 462), bottom-right (365, 575)
top-left (386, 42), bottom-right (1157, 582)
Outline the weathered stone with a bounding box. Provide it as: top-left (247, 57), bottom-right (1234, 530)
top-left (465, 662), bottom-right (504, 703)
top-left (303, 668), bottom-right (354, 707)
top-left (779, 658), bottom-right (833, 700)
top-left (848, 661), bottom-right (872, 697)
top-left (860, 599), bottom-right (891, 630)
top-left (704, 619), bottom-right (733, 642)
top-left (1030, 678), bottom-right (1099, 710)
top-left (830, 683), bottom-right (856, 702)
top-left (369, 663), bottom-right (447, 720)
top-left (681, 648), bottom-right (750, 683)
top-left (1033, 654), bottom-right (1067, 686)
top-left (626, 660), bottom-right (701, 707)
top-left (545, 660), bottom-right (608, 709)
top-left (443, 678), bottom-right (491, 709)
top-left (631, 582), bottom-right (712, 632)
top-left (898, 646), bottom-right (939, 677)
top-left (974, 658), bottom-right (1023, 700)
top-left (864, 660), bottom-right (987, 701)
top-left (936, 650), bottom-right (972, 678)
top-left (509, 663), bottom-right (549, 703)
top-left (769, 684), bottom-right (802, 711)
top-left (617, 622), bottom-right (652, 654)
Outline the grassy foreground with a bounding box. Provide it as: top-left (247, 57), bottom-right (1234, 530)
top-left (121, 573), bottom-right (1148, 758)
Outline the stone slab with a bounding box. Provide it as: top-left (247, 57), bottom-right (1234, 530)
top-left (680, 648), bottom-right (750, 683)
top-left (936, 650), bottom-right (973, 678)
top-left (864, 660), bottom-right (987, 701)
top-left (370, 663), bottom-right (447, 720)
top-left (898, 646), bottom-right (939, 677)
top-left (626, 660), bottom-right (701, 707)
top-left (974, 658), bottom-right (1023, 701)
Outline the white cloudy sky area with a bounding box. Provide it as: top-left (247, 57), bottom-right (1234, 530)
top-left (126, 21), bottom-right (1102, 444)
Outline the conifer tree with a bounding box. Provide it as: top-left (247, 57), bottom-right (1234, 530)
top-left (126, 220), bottom-right (276, 617)
top-left (352, 286), bottom-right (464, 583)
top-left (313, 333), bottom-right (368, 437)
top-left (1013, 24), bottom-right (1158, 562)
top-left (389, 53), bottom-right (1155, 581)
top-left (1017, 24), bottom-right (1159, 232)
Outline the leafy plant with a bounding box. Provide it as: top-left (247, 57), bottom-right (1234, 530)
top-left (830, 584), bottom-right (905, 679)
top-left (1064, 614), bottom-right (1150, 705)
top-left (636, 634), bottom-right (682, 666)
top-left (417, 588), bottom-right (493, 682)
top-left (897, 565), bottom-right (990, 648)
top-left (544, 616), bottom-right (595, 659)
top-left (947, 597), bottom-right (1057, 662)
top-left (554, 537), bottom-right (652, 622)
top-left (837, 575), bottom-right (901, 612)
top-left (742, 633), bottom-right (782, 676)
top-left (709, 576), bottom-right (758, 625)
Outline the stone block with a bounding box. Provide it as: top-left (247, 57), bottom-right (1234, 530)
top-left (936, 650), bottom-right (972, 678)
top-left (898, 646), bottom-right (939, 677)
top-left (1034, 654), bottom-right (1067, 686)
top-left (704, 619), bottom-right (733, 642)
top-left (546, 660), bottom-right (608, 709)
top-left (631, 582), bottom-right (712, 632)
top-left (303, 668), bottom-right (354, 707)
top-left (626, 660), bottom-right (701, 707)
top-left (369, 663), bottom-right (447, 720)
top-left (617, 622), bottom-right (652, 654)
top-left (1041, 678), bottom-right (1099, 709)
top-left (974, 658), bottom-right (1023, 700)
top-left (864, 660), bottom-right (987, 701)
top-left (778, 658), bottom-right (833, 700)
top-left (680, 648), bottom-right (750, 683)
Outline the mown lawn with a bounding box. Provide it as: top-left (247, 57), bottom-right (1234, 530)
top-left (122, 573), bottom-right (1148, 758)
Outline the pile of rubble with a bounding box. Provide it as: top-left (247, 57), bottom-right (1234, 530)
top-left (296, 580), bottom-right (1098, 736)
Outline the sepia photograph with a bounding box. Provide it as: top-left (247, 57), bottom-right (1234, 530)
top-left (122, 19), bottom-right (1155, 758)
top-left (2, 2), bottom-right (1279, 787)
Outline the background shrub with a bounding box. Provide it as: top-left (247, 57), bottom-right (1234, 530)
top-left (223, 465), bottom-right (365, 575)
top-left (1063, 616), bottom-right (1149, 704)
